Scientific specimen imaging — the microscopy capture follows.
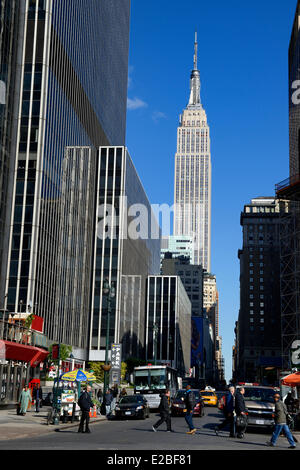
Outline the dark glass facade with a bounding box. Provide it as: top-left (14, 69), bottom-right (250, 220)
top-left (1, 1), bottom-right (130, 352)
top-left (90, 147), bottom-right (161, 362)
top-left (0, 1), bottom-right (22, 302)
top-left (146, 275), bottom-right (191, 376)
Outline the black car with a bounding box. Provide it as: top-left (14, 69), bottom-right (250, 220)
top-left (171, 389), bottom-right (204, 417)
top-left (115, 395), bottom-right (150, 420)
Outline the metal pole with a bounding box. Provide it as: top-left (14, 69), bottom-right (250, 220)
top-left (153, 323), bottom-right (159, 366)
top-left (54, 344), bottom-right (60, 425)
top-left (104, 295), bottom-right (111, 393)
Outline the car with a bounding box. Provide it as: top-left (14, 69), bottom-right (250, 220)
top-left (171, 389), bottom-right (204, 417)
top-left (236, 384), bottom-right (278, 430)
top-left (114, 395), bottom-right (150, 420)
top-left (200, 389), bottom-right (218, 406)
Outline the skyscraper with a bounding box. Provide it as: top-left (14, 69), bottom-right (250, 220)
top-left (0, 1), bottom-right (131, 354)
top-left (173, 33), bottom-right (211, 271)
top-left (236, 198), bottom-right (282, 384)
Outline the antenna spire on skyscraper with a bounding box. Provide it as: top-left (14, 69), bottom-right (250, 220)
top-left (194, 31), bottom-right (198, 70)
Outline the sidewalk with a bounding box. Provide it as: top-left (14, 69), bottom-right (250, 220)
top-left (0, 406), bottom-right (106, 441)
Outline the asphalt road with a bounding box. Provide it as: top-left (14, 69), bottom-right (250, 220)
top-left (0, 407), bottom-right (298, 451)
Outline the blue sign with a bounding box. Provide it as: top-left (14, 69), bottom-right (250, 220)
top-left (191, 317), bottom-right (203, 368)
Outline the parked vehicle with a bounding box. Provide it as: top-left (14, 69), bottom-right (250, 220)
top-left (171, 389), bottom-right (204, 417)
top-left (236, 384), bottom-right (278, 430)
top-left (200, 389), bottom-right (218, 406)
top-left (115, 395), bottom-right (150, 420)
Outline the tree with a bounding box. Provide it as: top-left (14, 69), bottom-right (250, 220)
top-left (88, 361), bottom-right (128, 383)
top-left (49, 344), bottom-right (72, 363)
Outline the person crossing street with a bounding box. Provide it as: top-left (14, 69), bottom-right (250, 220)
top-left (152, 389), bottom-right (173, 432)
top-left (235, 386), bottom-right (247, 438)
top-left (215, 386), bottom-right (236, 437)
top-left (184, 385), bottom-right (197, 435)
top-left (266, 393), bottom-right (297, 449)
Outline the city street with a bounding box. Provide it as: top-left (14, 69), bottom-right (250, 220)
top-left (0, 407), bottom-right (298, 451)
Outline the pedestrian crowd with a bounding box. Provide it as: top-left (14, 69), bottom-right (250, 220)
top-left (16, 380), bottom-right (299, 449)
top-left (18, 383), bottom-right (44, 416)
top-left (152, 384), bottom-right (297, 449)
top-left (214, 385), bottom-right (297, 449)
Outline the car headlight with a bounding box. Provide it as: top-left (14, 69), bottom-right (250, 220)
top-left (115, 406), bottom-right (120, 411)
top-left (136, 406), bottom-right (144, 410)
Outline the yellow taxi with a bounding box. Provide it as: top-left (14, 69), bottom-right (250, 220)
top-left (200, 389), bottom-right (218, 406)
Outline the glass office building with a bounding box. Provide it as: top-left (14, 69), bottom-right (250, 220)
top-left (90, 146), bottom-right (161, 361)
top-left (0, 1), bottom-right (22, 302)
top-left (0, 1), bottom-right (130, 353)
top-left (145, 275), bottom-right (191, 376)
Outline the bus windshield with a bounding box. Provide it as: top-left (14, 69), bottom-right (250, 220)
top-left (134, 371), bottom-right (149, 391)
top-left (149, 369), bottom-right (167, 390)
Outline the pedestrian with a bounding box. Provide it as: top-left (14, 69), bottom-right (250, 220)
top-left (97, 387), bottom-right (103, 405)
top-left (266, 393), bottom-right (296, 449)
top-left (32, 383), bottom-right (43, 413)
top-left (111, 384), bottom-right (119, 412)
top-left (284, 392), bottom-right (295, 413)
top-left (78, 385), bottom-right (93, 433)
top-left (18, 385), bottom-right (32, 416)
top-left (215, 386), bottom-right (236, 437)
top-left (235, 387), bottom-right (247, 439)
top-left (184, 385), bottom-right (197, 435)
top-left (103, 388), bottom-right (113, 418)
top-left (152, 390), bottom-right (173, 432)
top-left (120, 387), bottom-right (127, 397)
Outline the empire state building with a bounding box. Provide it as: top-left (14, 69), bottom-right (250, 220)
top-left (173, 34), bottom-right (211, 271)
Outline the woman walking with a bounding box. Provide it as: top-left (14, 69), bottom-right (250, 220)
top-left (19, 385), bottom-right (32, 416)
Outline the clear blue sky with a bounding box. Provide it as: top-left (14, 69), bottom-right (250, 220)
top-left (125, 0), bottom-right (297, 382)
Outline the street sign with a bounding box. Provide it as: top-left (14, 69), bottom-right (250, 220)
top-left (110, 343), bottom-right (122, 385)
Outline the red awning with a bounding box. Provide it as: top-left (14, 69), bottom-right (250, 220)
top-left (3, 341), bottom-right (48, 367)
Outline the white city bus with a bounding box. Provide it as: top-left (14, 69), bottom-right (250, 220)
top-left (133, 365), bottom-right (180, 409)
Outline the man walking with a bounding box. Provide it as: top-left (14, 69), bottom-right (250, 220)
top-left (266, 393), bottom-right (296, 449)
top-left (103, 388), bottom-right (113, 418)
top-left (215, 385), bottom-right (235, 437)
top-left (33, 383), bottom-right (43, 413)
top-left (184, 385), bottom-right (197, 435)
top-left (111, 384), bottom-right (119, 413)
top-left (152, 390), bottom-right (173, 432)
top-left (235, 386), bottom-right (247, 439)
top-left (78, 385), bottom-right (93, 433)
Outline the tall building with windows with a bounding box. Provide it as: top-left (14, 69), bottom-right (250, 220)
top-left (0, 1), bottom-right (131, 356)
top-left (145, 275), bottom-right (191, 376)
top-left (90, 146), bottom-right (161, 362)
top-left (160, 235), bottom-right (194, 271)
top-left (236, 198), bottom-right (282, 385)
top-left (173, 33), bottom-right (211, 271)
top-left (276, 0), bottom-right (300, 371)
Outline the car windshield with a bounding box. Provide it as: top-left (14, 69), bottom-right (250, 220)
top-left (243, 388), bottom-right (275, 403)
top-left (201, 391), bottom-right (215, 396)
top-left (119, 396), bottom-right (143, 404)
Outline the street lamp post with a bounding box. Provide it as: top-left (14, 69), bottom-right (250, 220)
top-left (153, 322), bottom-right (159, 365)
top-left (102, 279), bottom-right (115, 393)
